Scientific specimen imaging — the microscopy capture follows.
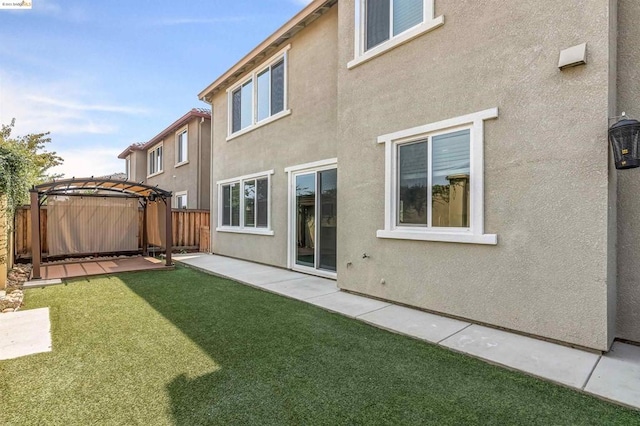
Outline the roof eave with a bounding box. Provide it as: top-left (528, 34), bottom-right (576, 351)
top-left (142, 109), bottom-right (211, 150)
top-left (198, 0), bottom-right (337, 102)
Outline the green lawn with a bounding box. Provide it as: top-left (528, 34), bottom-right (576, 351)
top-left (1, 266), bottom-right (639, 425)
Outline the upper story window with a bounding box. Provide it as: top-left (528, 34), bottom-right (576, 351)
top-left (348, 0), bottom-right (444, 69)
top-left (377, 108), bottom-right (498, 245)
top-left (227, 45), bottom-right (291, 140)
top-left (217, 170), bottom-right (274, 236)
top-left (366, 0), bottom-right (423, 50)
top-left (148, 144), bottom-right (163, 177)
top-left (176, 128), bottom-right (188, 165)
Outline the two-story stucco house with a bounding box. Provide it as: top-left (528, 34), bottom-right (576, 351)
top-left (118, 108), bottom-right (211, 209)
top-left (198, 0), bottom-right (640, 353)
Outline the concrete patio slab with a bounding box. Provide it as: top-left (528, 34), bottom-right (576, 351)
top-left (440, 325), bottom-right (600, 388)
top-left (359, 305), bottom-right (471, 344)
top-left (264, 276), bottom-right (339, 300)
top-left (23, 278), bottom-right (63, 289)
top-left (177, 255), bottom-right (267, 278)
top-left (307, 291), bottom-right (390, 318)
top-left (226, 268), bottom-right (308, 287)
top-left (585, 342), bottom-right (640, 408)
top-left (0, 308), bottom-right (52, 360)
top-left (175, 254), bottom-right (245, 268)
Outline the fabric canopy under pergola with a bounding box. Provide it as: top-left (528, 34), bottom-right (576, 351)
top-left (29, 178), bottom-right (173, 279)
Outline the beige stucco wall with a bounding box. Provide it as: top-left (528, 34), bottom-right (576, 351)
top-left (615, 0), bottom-right (640, 342)
top-left (210, 6), bottom-right (338, 267)
top-left (129, 151), bottom-right (147, 183)
top-left (145, 118), bottom-right (211, 209)
top-left (336, 1), bottom-right (615, 350)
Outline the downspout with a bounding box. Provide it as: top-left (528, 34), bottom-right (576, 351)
top-left (197, 117), bottom-right (203, 209)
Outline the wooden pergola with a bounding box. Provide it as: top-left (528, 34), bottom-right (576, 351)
top-left (29, 178), bottom-right (173, 279)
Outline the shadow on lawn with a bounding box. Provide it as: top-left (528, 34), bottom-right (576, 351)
top-left (119, 267), bottom-right (640, 426)
top-left (119, 266), bottom-right (348, 424)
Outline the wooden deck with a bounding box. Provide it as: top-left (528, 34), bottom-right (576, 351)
top-left (38, 256), bottom-right (172, 280)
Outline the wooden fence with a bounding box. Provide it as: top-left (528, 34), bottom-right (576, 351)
top-left (14, 206), bottom-right (210, 259)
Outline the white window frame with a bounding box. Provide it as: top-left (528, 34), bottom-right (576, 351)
top-left (285, 158), bottom-right (338, 280)
top-left (216, 170), bottom-right (275, 236)
top-left (226, 44), bottom-right (291, 141)
top-left (175, 191), bottom-right (188, 209)
top-left (147, 143), bottom-right (163, 177)
top-left (377, 108), bottom-right (498, 245)
top-left (348, 0), bottom-right (444, 69)
top-left (175, 127), bottom-right (188, 166)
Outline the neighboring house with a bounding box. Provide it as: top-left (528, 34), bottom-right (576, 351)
top-left (118, 108), bottom-right (211, 209)
top-left (198, 0), bottom-right (640, 353)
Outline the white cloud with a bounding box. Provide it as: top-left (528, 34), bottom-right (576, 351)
top-left (27, 95), bottom-right (150, 115)
top-left (0, 70), bottom-right (145, 136)
top-left (49, 147), bottom-right (124, 179)
top-left (291, 0), bottom-right (314, 5)
top-left (0, 69), bottom-right (142, 179)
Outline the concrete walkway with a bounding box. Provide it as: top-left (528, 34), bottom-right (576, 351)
top-left (0, 308), bottom-right (52, 360)
top-left (175, 253), bottom-right (640, 411)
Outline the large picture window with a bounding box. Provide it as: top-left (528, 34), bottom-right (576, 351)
top-left (397, 130), bottom-right (470, 228)
top-left (217, 171), bottom-right (274, 235)
top-left (349, 0), bottom-right (443, 69)
top-left (228, 46), bottom-right (289, 138)
top-left (377, 108), bottom-right (499, 245)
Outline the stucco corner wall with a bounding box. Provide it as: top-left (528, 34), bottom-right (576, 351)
top-left (615, 0), bottom-right (640, 344)
top-left (336, 0), bottom-right (614, 350)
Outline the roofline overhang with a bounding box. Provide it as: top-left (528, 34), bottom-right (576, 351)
top-left (117, 109), bottom-right (211, 159)
top-left (117, 144), bottom-right (143, 159)
top-left (198, 0), bottom-right (337, 102)
top-left (142, 109), bottom-right (211, 151)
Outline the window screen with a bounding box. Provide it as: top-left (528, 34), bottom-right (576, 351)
top-left (366, 0), bottom-right (391, 50)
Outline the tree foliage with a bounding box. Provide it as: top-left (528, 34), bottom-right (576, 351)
top-left (0, 119), bottom-right (63, 213)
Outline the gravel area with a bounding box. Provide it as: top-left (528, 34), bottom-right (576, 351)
top-left (1, 264), bottom-right (31, 313)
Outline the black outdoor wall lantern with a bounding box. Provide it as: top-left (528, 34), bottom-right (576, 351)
top-left (609, 115), bottom-right (640, 170)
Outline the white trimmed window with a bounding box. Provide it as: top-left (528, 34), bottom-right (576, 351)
top-left (349, 0), bottom-right (444, 69)
top-left (227, 45), bottom-right (290, 139)
top-left (377, 108), bottom-right (498, 245)
top-left (217, 170), bottom-right (274, 235)
top-left (175, 191), bottom-right (188, 209)
top-left (148, 144), bottom-right (163, 176)
top-left (176, 129), bottom-right (188, 165)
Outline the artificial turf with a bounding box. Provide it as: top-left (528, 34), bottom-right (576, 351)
top-left (1, 266), bottom-right (639, 425)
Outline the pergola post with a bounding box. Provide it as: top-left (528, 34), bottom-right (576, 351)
top-left (142, 200), bottom-right (148, 256)
top-left (165, 195), bottom-right (172, 266)
top-left (30, 191), bottom-right (41, 279)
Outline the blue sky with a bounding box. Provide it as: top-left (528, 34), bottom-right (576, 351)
top-left (0, 0), bottom-right (311, 177)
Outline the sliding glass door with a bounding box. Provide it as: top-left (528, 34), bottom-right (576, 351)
top-left (293, 167), bottom-right (337, 274)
